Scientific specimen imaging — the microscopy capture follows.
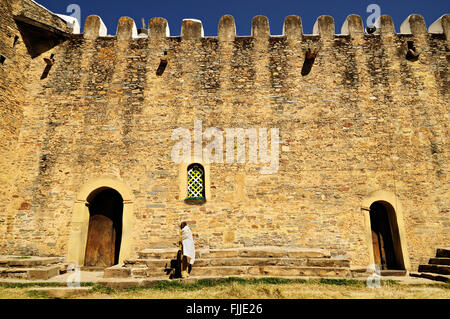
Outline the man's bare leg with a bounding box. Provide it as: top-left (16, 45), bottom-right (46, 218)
top-left (181, 256), bottom-right (190, 278)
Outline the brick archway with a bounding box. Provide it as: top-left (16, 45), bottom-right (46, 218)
top-left (67, 177), bottom-right (134, 266)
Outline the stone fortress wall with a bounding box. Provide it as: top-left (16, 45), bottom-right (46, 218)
top-left (0, 0), bottom-right (448, 271)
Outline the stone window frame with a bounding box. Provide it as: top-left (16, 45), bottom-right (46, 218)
top-left (186, 163), bottom-right (206, 200)
top-left (178, 161), bottom-right (211, 205)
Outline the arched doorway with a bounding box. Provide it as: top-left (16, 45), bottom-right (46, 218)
top-left (84, 188), bottom-right (123, 267)
top-left (369, 201), bottom-right (405, 270)
top-left (67, 177), bottom-right (134, 267)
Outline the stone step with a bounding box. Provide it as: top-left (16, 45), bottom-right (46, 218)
top-left (138, 249), bottom-right (179, 259)
top-left (436, 248), bottom-right (450, 258)
top-left (350, 268), bottom-right (407, 277)
top-left (131, 267), bottom-right (170, 277)
top-left (0, 267), bottom-right (28, 279)
top-left (191, 266), bottom-right (350, 277)
top-left (0, 265), bottom-right (60, 280)
top-left (410, 272), bottom-right (449, 283)
top-left (428, 257), bottom-right (450, 266)
top-left (306, 258), bottom-right (350, 268)
top-left (202, 247), bottom-right (331, 259)
top-left (126, 257), bottom-right (349, 268)
top-left (379, 270), bottom-right (407, 277)
top-left (105, 264), bottom-right (177, 279)
top-left (137, 247), bottom-right (331, 260)
top-left (104, 265), bottom-right (132, 278)
top-left (125, 259), bottom-right (169, 268)
top-left (199, 249), bottom-right (238, 259)
top-left (0, 256), bottom-right (62, 268)
top-left (28, 265), bottom-right (61, 280)
top-left (418, 264), bottom-right (450, 275)
top-left (249, 266), bottom-right (350, 277)
top-left (129, 265), bottom-right (350, 278)
top-left (81, 266), bottom-right (108, 272)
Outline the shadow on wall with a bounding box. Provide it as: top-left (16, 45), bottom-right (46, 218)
top-left (15, 17), bottom-right (67, 58)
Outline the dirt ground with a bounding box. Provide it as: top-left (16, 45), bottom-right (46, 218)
top-left (0, 278), bottom-right (449, 299)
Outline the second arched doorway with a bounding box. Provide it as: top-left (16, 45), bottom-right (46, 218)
top-left (369, 201), bottom-right (405, 271)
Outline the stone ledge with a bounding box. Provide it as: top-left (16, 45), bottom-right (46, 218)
top-left (0, 256), bottom-right (62, 268)
top-left (138, 248), bottom-right (178, 259)
top-left (0, 265), bottom-right (60, 280)
top-left (126, 257), bottom-right (349, 268)
top-left (28, 265), bottom-right (60, 280)
top-left (350, 268), bottom-right (407, 277)
top-left (103, 265), bottom-right (131, 278)
top-left (136, 247), bottom-right (332, 260)
top-left (130, 265), bottom-right (351, 278)
top-left (436, 248), bottom-right (450, 258)
top-left (418, 264), bottom-right (450, 275)
top-left (429, 257), bottom-right (450, 265)
top-left (410, 272), bottom-right (449, 283)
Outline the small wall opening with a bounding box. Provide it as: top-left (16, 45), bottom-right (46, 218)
top-left (40, 54), bottom-right (54, 79)
top-left (365, 26), bottom-right (377, 34)
top-left (405, 41), bottom-right (419, 62)
top-left (84, 187), bottom-right (123, 268)
top-left (0, 55), bottom-right (6, 65)
top-left (369, 201), bottom-right (405, 270)
top-left (301, 48), bottom-right (319, 76)
top-left (13, 35), bottom-right (19, 47)
top-left (156, 55), bottom-right (168, 76)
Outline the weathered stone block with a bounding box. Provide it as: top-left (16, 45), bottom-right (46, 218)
top-left (27, 265), bottom-right (60, 280)
top-left (104, 265), bottom-right (131, 278)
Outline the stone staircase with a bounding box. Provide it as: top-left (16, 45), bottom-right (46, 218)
top-left (104, 246), bottom-right (352, 280)
top-left (410, 248), bottom-right (450, 283)
top-left (0, 256), bottom-right (67, 280)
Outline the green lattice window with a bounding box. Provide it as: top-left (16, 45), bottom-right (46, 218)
top-left (186, 164), bottom-right (205, 200)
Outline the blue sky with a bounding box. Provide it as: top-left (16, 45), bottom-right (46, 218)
top-left (36, 0), bottom-right (449, 36)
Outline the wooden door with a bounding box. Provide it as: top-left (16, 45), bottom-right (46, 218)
top-left (84, 214), bottom-right (116, 267)
top-left (371, 229), bottom-right (382, 267)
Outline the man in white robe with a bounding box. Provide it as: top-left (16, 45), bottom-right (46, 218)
top-left (180, 221), bottom-right (195, 278)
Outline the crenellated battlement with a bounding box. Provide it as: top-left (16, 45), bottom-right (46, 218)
top-left (78, 14), bottom-right (450, 42)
